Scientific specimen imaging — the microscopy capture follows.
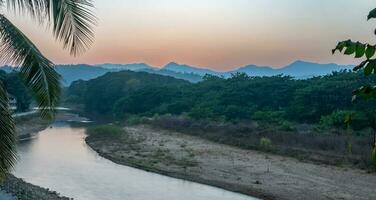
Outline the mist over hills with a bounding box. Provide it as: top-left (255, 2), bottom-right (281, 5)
top-left (0, 60), bottom-right (353, 86)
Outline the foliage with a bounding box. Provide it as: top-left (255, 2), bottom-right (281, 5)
top-left (0, 71), bottom-right (31, 111)
top-left (279, 120), bottom-right (296, 131)
top-left (319, 111), bottom-right (369, 131)
top-left (252, 111), bottom-right (286, 123)
top-left (86, 125), bottom-right (124, 140)
top-left (0, 80), bottom-right (16, 180)
top-left (259, 137), bottom-right (273, 151)
top-left (332, 7), bottom-right (376, 170)
top-left (68, 70), bottom-right (376, 130)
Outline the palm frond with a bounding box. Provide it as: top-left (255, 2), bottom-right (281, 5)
top-left (4, 0), bottom-right (47, 21)
top-left (0, 81), bottom-right (16, 181)
top-left (51, 0), bottom-right (96, 56)
top-left (0, 14), bottom-right (61, 118)
top-left (4, 0), bottom-right (97, 56)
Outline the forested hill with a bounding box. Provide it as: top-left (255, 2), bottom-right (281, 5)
top-left (66, 70), bottom-right (376, 130)
top-left (67, 71), bottom-right (190, 114)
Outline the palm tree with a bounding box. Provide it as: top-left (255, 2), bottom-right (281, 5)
top-left (0, 0), bottom-right (96, 180)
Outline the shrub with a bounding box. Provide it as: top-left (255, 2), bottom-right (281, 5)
top-left (252, 111), bottom-right (286, 123)
top-left (125, 116), bottom-right (143, 125)
top-left (259, 137), bottom-right (273, 151)
top-left (279, 120), bottom-right (296, 131)
top-left (86, 125), bottom-right (124, 139)
top-left (319, 110), bottom-right (369, 131)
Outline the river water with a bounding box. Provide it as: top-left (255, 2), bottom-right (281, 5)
top-left (12, 122), bottom-right (258, 200)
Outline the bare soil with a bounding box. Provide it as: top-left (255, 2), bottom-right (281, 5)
top-left (85, 125), bottom-right (376, 200)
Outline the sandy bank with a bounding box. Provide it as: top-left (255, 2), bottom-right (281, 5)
top-left (86, 125), bottom-right (376, 200)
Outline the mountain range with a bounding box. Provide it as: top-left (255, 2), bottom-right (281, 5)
top-left (0, 60), bottom-right (353, 86)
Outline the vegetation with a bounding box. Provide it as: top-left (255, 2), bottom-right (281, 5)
top-left (0, 1), bottom-right (96, 180)
top-left (0, 70), bottom-right (31, 111)
top-left (68, 70), bottom-right (376, 129)
top-left (86, 125), bottom-right (124, 140)
top-left (259, 137), bottom-right (273, 151)
top-left (66, 70), bottom-right (376, 169)
top-left (332, 7), bottom-right (376, 170)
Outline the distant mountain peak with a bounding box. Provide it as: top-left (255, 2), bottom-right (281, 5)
top-left (163, 62), bottom-right (220, 76)
top-left (165, 61), bottom-right (179, 66)
top-left (288, 60), bottom-right (316, 66)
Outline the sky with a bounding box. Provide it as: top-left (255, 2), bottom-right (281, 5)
top-left (4, 0), bottom-right (376, 71)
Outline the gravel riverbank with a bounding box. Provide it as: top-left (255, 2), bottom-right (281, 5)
top-left (0, 175), bottom-right (71, 200)
top-left (86, 125), bottom-right (376, 200)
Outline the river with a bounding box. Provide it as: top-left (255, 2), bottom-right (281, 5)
top-left (12, 122), bottom-right (258, 200)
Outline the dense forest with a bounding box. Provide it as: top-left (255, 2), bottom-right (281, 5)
top-left (66, 70), bottom-right (376, 131)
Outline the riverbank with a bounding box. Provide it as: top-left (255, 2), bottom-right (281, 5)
top-left (1, 174), bottom-right (72, 200)
top-left (86, 125), bottom-right (376, 200)
top-left (0, 113), bottom-right (73, 200)
top-left (15, 113), bottom-right (50, 140)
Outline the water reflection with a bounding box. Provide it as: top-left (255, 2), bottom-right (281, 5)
top-left (13, 122), bottom-right (257, 200)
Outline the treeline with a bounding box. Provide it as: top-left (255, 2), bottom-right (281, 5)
top-left (0, 70), bottom-right (31, 111)
top-left (66, 70), bottom-right (376, 130)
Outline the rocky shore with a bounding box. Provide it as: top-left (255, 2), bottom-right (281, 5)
top-left (86, 125), bottom-right (376, 200)
top-left (1, 174), bottom-right (71, 200)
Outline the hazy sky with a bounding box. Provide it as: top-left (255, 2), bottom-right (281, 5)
top-left (4, 0), bottom-right (376, 70)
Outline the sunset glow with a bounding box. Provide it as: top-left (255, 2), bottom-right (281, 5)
top-left (4, 0), bottom-right (376, 70)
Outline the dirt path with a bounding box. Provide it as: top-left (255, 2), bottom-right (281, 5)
top-left (86, 125), bottom-right (376, 200)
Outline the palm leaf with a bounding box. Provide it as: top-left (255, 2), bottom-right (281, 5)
top-left (51, 0), bottom-right (96, 56)
top-left (0, 81), bottom-right (16, 181)
top-left (4, 0), bottom-right (96, 56)
top-left (0, 14), bottom-right (61, 118)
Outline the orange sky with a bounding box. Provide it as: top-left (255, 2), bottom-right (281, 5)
top-left (4, 0), bottom-right (376, 71)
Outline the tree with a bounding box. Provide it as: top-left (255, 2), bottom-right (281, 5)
top-left (4, 72), bottom-right (31, 111)
top-left (0, 0), bottom-right (96, 180)
top-left (332, 8), bottom-right (376, 170)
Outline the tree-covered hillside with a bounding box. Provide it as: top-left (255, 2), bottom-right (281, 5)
top-left (67, 70), bottom-right (376, 130)
top-left (67, 71), bottom-right (190, 115)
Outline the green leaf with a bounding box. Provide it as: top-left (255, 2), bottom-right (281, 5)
top-left (332, 41), bottom-right (346, 54)
top-left (366, 44), bottom-right (376, 59)
top-left (353, 60), bottom-right (368, 71)
top-left (50, 0), bottom-right (97, 56)
top-left (5, 0), bottom-right (97, 56)
top-left (0, 81), bottom-right (17, 181)
top-left (368, 8), bottom-right (376, 20)
top-left (344, 41), bottom-right (356, 55)
top-left (364, 61), bottom-right (375, 76)
top-left (353, 85), bottom-right (376, 100)
top-left (355, 42), bottom-right (366, 58)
